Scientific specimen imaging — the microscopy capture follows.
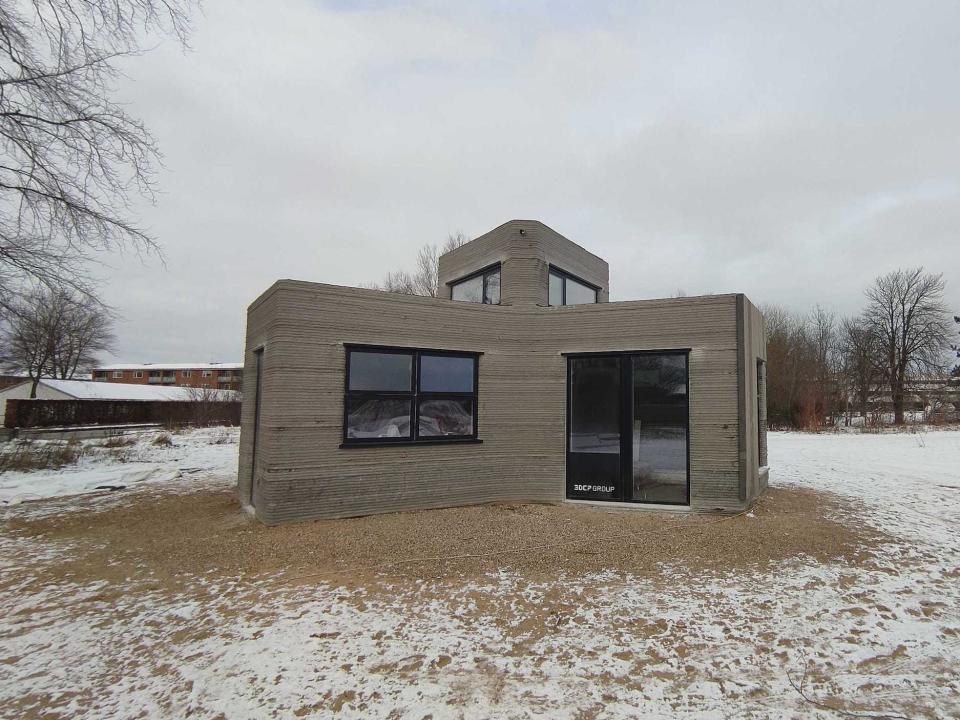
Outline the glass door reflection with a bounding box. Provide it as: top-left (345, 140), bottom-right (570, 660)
top-left (566, 352), bottom-right (689, 506)
top-left (566, 356), bottom-right (622, 501)
top-left (631, 354), bottom-right (689, 504)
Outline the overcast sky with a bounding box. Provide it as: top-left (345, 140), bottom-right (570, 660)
top-left (103, 0), bottom-right (960, 363)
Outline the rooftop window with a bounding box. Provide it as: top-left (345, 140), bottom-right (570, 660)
top-left (548, 267), bottom-right (598, 306)
top-left (450, 264), bottom-right (500, 305)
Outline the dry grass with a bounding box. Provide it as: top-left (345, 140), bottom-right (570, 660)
top-left (100, 434), bottom-right (137, 449)
top-left (0, 440), bottom-right (84, 474)
top-left (161, 420), bottom-right (185, 434)
top-left (150, 432), bottom-right (173, 447)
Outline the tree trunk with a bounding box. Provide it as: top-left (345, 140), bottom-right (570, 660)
top-left (858, 390), bottom-right (869, 420)
top-left (892, 391), bottom-right (905, 425)
top-left (29, 377), bottom-right (39, 399)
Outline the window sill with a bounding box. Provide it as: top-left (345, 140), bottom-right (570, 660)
top-left (339, 438), bottom-right (483, 449)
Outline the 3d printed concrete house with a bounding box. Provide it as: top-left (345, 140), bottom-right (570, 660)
top-left (238, 220), bottom-right (768, 525)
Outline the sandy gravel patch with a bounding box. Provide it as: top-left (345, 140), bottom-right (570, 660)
top-left (3, 484), bottom-right (880, 593)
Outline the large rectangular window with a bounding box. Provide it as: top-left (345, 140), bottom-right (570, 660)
top-left (450, 264), bottom-right (501, 305)
top-left (343, 346), bottom-right (479, 445)
top-left (548, 267), bottom-right (599, 306)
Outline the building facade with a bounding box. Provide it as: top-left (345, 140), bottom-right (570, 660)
top-left (93, 363), bottom-right (243, 391)
top-left (239, 220), bottom-right (767, 525)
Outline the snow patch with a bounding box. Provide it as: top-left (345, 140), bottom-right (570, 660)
top-left (0, 427), bottom-right (239, 505)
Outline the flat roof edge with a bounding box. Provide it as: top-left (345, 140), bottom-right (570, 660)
top-left (264, 278), bottom-right (746, 308)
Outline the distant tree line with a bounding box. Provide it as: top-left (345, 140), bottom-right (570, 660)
top-left (764, 268), bottom-right (955, 429)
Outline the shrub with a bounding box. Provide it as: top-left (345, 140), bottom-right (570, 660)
top-left (162, 419), bottom-right (185, 434)
top-left (151, 432), bottom-right (173, 447)
top-left (101, 434), bottom-right (137, 448)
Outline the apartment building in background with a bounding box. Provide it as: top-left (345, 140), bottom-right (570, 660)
top-left (93, 363), bottom-right (243, 391)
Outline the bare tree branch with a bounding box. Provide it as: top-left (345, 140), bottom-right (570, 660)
top-left (369, 231), bottom-right (469, 297)
top-left (0, 0), bottom-right (195, 311)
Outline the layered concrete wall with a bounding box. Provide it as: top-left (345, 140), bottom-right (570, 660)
top-left (438, 220), bottom-right (610, 305)
top-left (740, 297), bottom-right (769, 500)
top-left (238, 281), bottom-right (759, 524)
top-left (236, 287), bottom-right (278, 511)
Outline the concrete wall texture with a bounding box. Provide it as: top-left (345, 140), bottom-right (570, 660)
top-left (239, 220), bottom-right (767, 525)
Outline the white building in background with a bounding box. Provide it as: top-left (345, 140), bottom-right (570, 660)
top-left (0, 379), bottom-right (238, 419)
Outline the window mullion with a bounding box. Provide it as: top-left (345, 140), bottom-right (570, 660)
top-left (412, 351), bottom-right (421, 440)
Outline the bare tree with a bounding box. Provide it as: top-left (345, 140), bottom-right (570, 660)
top-left (952, 315), bottom-right (960, 377)
top-left (368, 270), bottom-right (416, 295)
top-left (185, 385), bottom-right (238, 426)
top-left (1, 286), bottom-right (114, 396)
top-left (837, 315), bottom-right (879, 421)
top-left (811, 305), bottom-right (841, 419)
top-left (763, 304), bottom-right (813, 428)
top-left (762, 304), bottom-right (843, 429)
top-left (863, 268), bottom-right (952, 424)
top-left (3, 287), bottom-right (65, 397)
top-left (371, 231), bottom-right (469, 297)
top-left (49, 295), bottom-right (115, 379)
top-left (411, 231), bottom-right (469, 297)
top-left (0, 1), bottom-right (194, 310)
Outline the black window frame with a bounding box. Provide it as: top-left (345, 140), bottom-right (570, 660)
top-left (341, 344), bottom-right (481, 448)
top-left (548, 265), bottom-right (600, 306)
top-left (564, 349), bottom-right (690, 507)
top-left (448, 262), bottom-right (501, 305)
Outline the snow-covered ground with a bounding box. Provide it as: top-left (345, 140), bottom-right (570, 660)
top-left (773, 429), bottom-right (959, 556)
top-left (0, 430), bottom-right (958, 718)
top-left (0, 426), bottom-right (239, 506)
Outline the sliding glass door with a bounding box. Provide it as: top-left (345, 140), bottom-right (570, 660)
top-left (567, 352), bottom-right (689, 505)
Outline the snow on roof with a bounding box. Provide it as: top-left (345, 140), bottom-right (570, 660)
top-left (94, 362), bottom-right (243, 371)
top-left (40, 379), bottom-right (238, 401)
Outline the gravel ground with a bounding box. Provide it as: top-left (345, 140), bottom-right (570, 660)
top-left (2, 482), bottom-right (880, 595)
top-left (2, 430), bottom-right (956, 719)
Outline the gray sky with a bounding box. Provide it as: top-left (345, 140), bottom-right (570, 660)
top-left (104, 0), bottom-right (960, 362)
